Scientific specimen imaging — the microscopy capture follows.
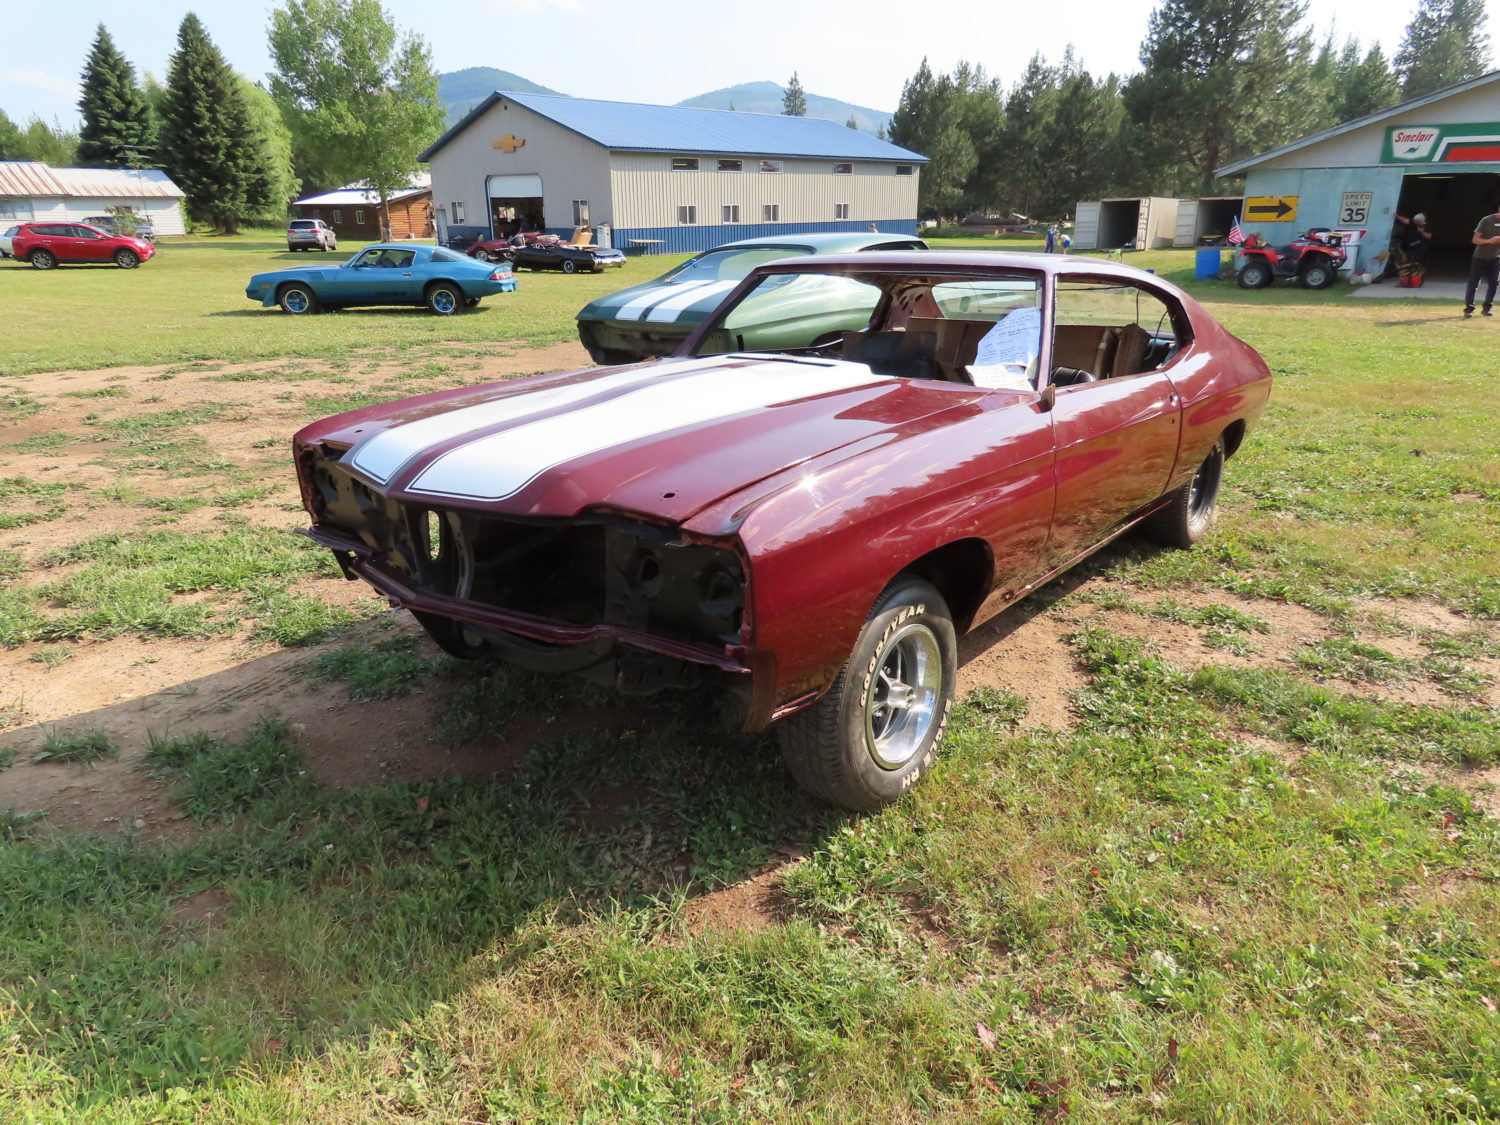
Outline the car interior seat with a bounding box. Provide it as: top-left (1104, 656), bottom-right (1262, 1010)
top-left (904, 317), bottom-right (997, 382)
top-left (840, 330), bottom-right (939, 380)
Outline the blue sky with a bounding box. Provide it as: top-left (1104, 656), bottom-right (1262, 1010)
top-left (4, 0), bottom-right (1496, 129)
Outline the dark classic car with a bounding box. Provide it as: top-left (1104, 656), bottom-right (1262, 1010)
top-left (575, 231), bottom-right (928, 364)
top-left (246, 244), bottom-right (517, 315)
top-left (294, 252), bottom-right (1271, 809)
top-left (469, 236), bottom-right (626, 274)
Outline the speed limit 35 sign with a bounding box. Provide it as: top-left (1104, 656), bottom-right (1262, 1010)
top-left (1340, 192), bottom-right (1373, 225)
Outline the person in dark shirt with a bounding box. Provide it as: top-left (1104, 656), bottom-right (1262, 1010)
top-left (1463, 205), bottom-right (1500, 317)
top-left (1399, 213), bottom-right (1432, 286)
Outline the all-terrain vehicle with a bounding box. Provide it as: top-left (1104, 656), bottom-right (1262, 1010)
top-left (1236, 228), bottom-right (1347, 290)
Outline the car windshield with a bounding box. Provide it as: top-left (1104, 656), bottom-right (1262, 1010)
top-left (691, 267), bottom-right (1046, 389)
top-left (658, 246), bottom-right (813, 284)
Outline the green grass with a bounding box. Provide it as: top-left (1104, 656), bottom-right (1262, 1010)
top-left (0, 231), bottom-right (676, 375)
top-left (2, 231), bottom-right (1500, 1122)
top-left (32, 727), bottom-right (117, 765)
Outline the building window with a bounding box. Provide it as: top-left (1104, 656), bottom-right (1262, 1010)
top-left (0, 200), bottom-right (30, 220)
top-left (572, 199), bottom-right (590, 225)
top-left (451, 202), bottom-right (465, 223)
top-left (355, 210), bottom-right (365, 225)
top-left (672, 157), bottom-right (700, 171)
top-left (762, 204), bottom-right (780, 222)
top-left (835, 203), bottom-right (850, 220)
top-left (833, 162), bottom-right (852, 174)
top-left (678, 204), bottom-right (697, 225)
top-left (759, 160), bottom-right (783, 173)
top-left (895, 165), bottom-right (914, 176)
top-left (722, 204), bottom-right (740, 223)
top-left (717, 158), bottom-right (742, 172)
top-left (331, 209), bottom-right (342, 223)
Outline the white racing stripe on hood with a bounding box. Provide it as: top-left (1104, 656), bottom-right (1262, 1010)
top-left (613, 279), bottom-right (718, 322)
top-left (642, 280), bottom-right (738, 323)
top-left (347, 366), bottom-right (667, 484)
top-left (406, 360), bottom-right (885, 503)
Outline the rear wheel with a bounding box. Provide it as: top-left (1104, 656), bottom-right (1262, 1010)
top-left (475, 248), bottom-right (496, 262)
top-left (1237, 259), bottom-right (1272, 289)
top-left (113, 248), bottom-right (140, 269)
top-left (426, 282), bottom-right (462, 315)
top-left (561, 258), bottom-right (578, 274)
top-left (277, 282), bottom-right (319, 315)
top-left (29, 249), bottom-right (57, 270)
top-left (1143, 435), bottom-right (1225, 548)
top-left (777, 576), bottom-right (955, 810)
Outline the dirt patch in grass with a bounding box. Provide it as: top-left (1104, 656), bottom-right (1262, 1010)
top-left (682, 867), bottom-right (790, 934)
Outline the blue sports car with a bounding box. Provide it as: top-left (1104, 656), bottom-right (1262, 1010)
top-left (246, 243), bottom-right (518, 316)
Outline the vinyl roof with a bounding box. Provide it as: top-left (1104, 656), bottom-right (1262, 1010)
top-left (1215, 68), bottom-right (1500, 177)
top-left (0, 161), bottom-right (184, 199)
top-left (420, 91), bottom-right (926, 164)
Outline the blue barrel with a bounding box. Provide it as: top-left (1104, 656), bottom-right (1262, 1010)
top-left (1195, 247), bottom-right (1223, 279)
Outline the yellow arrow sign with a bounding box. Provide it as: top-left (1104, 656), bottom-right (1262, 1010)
top-left (1245, 196), bottom-right (1298, 222)
top-left (492, 134), bottom-right (525, 153)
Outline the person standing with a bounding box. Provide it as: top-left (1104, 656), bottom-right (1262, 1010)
top-left (1400, 213), bottom-right (1432, 286)
top-left (1044, 225), bottom-right (1057, 254)
top-left (1464, 204), bottom-right (1500, 316)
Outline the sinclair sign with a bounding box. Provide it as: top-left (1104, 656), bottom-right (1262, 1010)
top-left (1383, 123), bottom-right (1500, 163)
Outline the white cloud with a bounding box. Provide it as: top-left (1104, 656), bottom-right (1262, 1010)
top-left (4, 69), bottom-right (80, 99)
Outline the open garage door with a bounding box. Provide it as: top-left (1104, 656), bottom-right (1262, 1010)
top-left (486, 173), bottom-right (544, 237)
top-left (1398, 171), bottom-right (1500, 277)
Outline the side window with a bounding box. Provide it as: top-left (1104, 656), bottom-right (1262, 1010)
top-left (1052, 279), bottom-right (1186, 382)
top-left (384, 249), bottom-right (415, 268)
top-left (352, 249), bottom-right (380, 267)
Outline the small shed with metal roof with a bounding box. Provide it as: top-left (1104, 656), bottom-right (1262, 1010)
top-left (418, 91), bottom-right (926, 254)
top-left (0, 161), bottom-right (186, 235)
top-left (1215, 70), bottom-right (1500, 276)
top-left (292, 175), bottom-right (434, 241)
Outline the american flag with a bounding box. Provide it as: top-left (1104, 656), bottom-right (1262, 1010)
top-left (1227, 217), bottom-right (1247, 245)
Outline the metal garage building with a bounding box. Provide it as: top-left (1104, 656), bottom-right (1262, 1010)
top-left (0, 161), bottom-right (186, 235)
top-left (1216, 70), bottom-right (1500, 276)
top-left (419, 91), bottom-right (926, 254)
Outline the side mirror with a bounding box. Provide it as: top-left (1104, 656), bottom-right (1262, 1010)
top-left (1037, 383), bottom-right (1057, 412)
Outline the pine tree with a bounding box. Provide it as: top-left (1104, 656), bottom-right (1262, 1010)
top-left (1337, 45), bottom-right (1399, 121)
top-left (77, 25), bottom-right (156, 166)
top-left (846, 115), bottom-right (858, 129)
top-left (782, 72), bottom-right (807, 116)
top-left (15, 117), bottom-right (78, 164)
top-left (1123, 0), bottom-right (1319, 195)
top-left (0, 109), bottom-right (23, 160)
top-left (888, 58), bottom-right (976, 220)
top-left (160, 14), bottom-right (265, 233)
top-left (1396, 0), bottom-right (1491, 99)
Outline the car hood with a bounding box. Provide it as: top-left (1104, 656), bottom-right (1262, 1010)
top-left (303, 355), bottom-right (989, 525)
top-left (576, 278), bottom-right (741, 332)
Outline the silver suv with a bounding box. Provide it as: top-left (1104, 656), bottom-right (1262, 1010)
top-left (287, 218), bottom-right (337, 252)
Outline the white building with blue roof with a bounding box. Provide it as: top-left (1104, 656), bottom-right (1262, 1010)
top-left (418, 91), bottom-right (926, 253)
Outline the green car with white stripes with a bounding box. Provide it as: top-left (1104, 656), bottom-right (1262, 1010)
top-left (575, 231), bottom-right (926, 364)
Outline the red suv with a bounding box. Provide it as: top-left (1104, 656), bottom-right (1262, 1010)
top-left (11, 221), bottom-right (156, 270)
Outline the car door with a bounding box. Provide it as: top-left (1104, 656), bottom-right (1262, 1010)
top-left (1043, 275), bottom-right (1184, 566)
top-left (68, 225), bottom-right (111, 262)
top-left (29, 224), bottom-right (78, 261)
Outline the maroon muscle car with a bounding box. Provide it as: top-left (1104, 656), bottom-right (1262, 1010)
top-left (294, 252), bottom-right (1271, 810)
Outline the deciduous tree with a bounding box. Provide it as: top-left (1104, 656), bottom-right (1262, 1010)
top-left (268, 0), bottom-right (443, 238)
top-left (77, 25), bottom-right (156, 167)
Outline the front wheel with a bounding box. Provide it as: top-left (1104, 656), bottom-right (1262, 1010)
top-left (426, 282), bottom-right (462, 315)
top-left (278, 282), bottom-right (319, 315)
top-left (1143, 435), bottom-right (1225, 548)
top-left (1300, 258), bottom-right (1336, 289)
top-left (1237, 260), bottom-right (1272, 289)
top-left (113, 248), bottom-right (140, 269)
top-left (29, 249), bottom-right (57, 270)
top-left (777, 576), bottom-right (955, 810)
